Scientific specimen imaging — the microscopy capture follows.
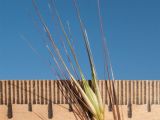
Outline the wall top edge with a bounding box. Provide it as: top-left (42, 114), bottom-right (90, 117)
top-left (0, 79), bottom-right (160, 81)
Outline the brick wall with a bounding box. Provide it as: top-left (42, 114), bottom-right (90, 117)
top-left (0, 80), bottom-right (159, 105)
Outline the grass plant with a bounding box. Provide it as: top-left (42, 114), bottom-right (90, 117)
top-left (31, 0), bottom-right (122, 119)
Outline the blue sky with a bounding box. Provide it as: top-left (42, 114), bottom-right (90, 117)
top-left (0, 0), bottom-right (160, 80)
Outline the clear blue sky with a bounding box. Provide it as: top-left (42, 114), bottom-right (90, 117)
top-left (0, 0), bottom-right (160, 80)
